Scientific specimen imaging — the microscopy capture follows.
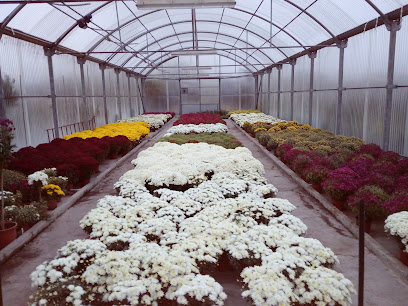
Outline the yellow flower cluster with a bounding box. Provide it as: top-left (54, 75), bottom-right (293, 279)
top-left (227, 109), bottom-right (261, 116)
top-left (267, 120), bottom-right (311, 132)
top-left (41, 184), bottom-right (65, 197)
top-left (63, 122), bottom-right (150, 142)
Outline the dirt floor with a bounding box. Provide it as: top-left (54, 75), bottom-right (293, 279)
top-left (1, 119), bottom-right (408, 306)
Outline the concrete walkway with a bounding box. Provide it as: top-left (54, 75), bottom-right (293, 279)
top-left (1, 118), bottom-right (408, 306)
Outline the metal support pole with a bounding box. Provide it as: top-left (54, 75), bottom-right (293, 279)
top-left (254, 74), bottom-right (259, 109)
top-left (166, 79), bottom-right (170, 112)
top-left (308, 51), bottom-right (317, 126)
top-left (277, 64), bottom-right (282, 118)
top-left (238, 78), bottom-right (242, 110)
top-left (178, 79), bottom-right (182, 114)
top-left (289, 58), bottom-right (296, 121)
top-left (45, 48), bottom-right (59, 139)
top-left (0, 65), bottom-right (5, 119)
top-left (336, 39), bottom-right (347, 135)
top-left (126, 72), bottom-right (133, 117)
top-left (99, 64), bottom-right (108, 124)
top-left (267, 69), bottom-right (271, 115)
top-left (383, 21), bottom-right (401, 150)
top-left (140, 77), bottom-right (146, 114)
top-left (218, 78), bottom-right (221, 111)
top-left (114, 68), bottom-right (122, 120)
top-left (358, 200), bottom-right (365, 306)
top-left (77, 57), bottom-right (90, 129)
top-left (135, 76), bottom-right (140, 115)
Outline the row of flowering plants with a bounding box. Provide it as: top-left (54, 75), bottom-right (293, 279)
top-left (230, 112), bottom-right (284, 127)
top-left (119, 114), bottom-right (173, 131)
top-left (238, 115), bottom-right (408, 265)
top-left (227, 109), bottom-right (260, 117)
top-left (64, 122), bottom-right (150, 141)
top-left (173, 113), bottom-right (226, 126)
top-left (163, 123), bottom-right (228, 137)
top-left (29, 140), bottom-right (355, 305)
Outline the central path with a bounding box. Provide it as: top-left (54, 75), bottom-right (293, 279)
top-left (2, 118), bottom-right (408, 306)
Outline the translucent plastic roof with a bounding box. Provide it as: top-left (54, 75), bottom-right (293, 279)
top-left (1, 0), bottom-right (407, 77)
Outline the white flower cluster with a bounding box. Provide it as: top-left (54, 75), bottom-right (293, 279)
top-left (163, 123), bottom-right (228, 137)
top-left (230, 112), bottom-right (284, 127)
top-left (121, 142), bottom-right (265, 188)
top-left (119, 114), bottom-right (172, 129)
top-left (385, 211), bottom-right (408, 250)
top-left (28, 170), bottom-right (49, 186)
top-left (31, 141), bottom-right (355, 306)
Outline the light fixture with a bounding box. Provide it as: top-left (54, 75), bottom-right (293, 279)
top-left (171, 50), bottom-right (217, 56)
top-left (136, 0), bottom-right (236, 9)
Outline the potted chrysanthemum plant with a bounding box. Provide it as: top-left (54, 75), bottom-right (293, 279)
top-left (0, 119), bottom-right (17, 249)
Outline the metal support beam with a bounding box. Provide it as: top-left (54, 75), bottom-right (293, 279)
top-left (383, 21), bottom-right (401, 150)
top-left (166, 79), bottom-right (170, 112)
top-left (277, 64), bottom-right (282, 118)
top-left (140, 77), bottom-right (146, 114)
top-left (99, 64), bottom-right (109, 124)
top-left (45, 48), bottom-right (59, 139)
top-left (77, 57), bottom-right (90, 129)
top-left (126, 72), bottom-right (133, 117)
top-left (0, 65), bottom-right (5, 120)
top-left (178, 79), bottom-right (182, 115)
top-left (254, 74), bottom-right (259, 109)
top-left (135, 76), bottom-right (141, 115)
top-left (218, 78), bottom-right (221, 111)
top-left (114, 68), bottom-right (122, 120)
top-left (336, 40), bottom-right (347, 135)
top-left (289, 58), bottom-right (296, 121)
top-left (267, 68), bottom-right (271, 115)
top-left (238, 78), bottom-right (242, 110)
top-left (308, 51), bottom-right (317, 125)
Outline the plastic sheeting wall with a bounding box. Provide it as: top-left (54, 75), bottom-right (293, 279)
top-left (267, 22), bottom-right (408, 156)
top-left (0, 36), bottom-right (142, 149)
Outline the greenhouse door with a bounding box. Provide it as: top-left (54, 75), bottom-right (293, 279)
top-left (180, 79), bottom-right (220, 114)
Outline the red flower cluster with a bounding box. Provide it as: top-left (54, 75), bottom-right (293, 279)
top-left (173, 113), bottom-right (226, 126)
top-left (7, 136), bottom-right (134, 187)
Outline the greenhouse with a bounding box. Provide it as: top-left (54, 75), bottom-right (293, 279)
top-left (0, 0), bottom-right (408, 305)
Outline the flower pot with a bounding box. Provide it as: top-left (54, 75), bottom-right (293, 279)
top-left (0, 221), bottom-right (17, 249)
top-left (47, 199), bottom-right (59, 210)
top-left (400, 249), bottom-right (408, 266)
top-left (332, 199), bottom-right (345, 211)
top-left (311, 184), bottom-right (323, 193)
top-left (355, 217), bottom-right (372, 233)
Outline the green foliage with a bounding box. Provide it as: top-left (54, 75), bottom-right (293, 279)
top-left (158, 132), bottom-right (243, 149)
top-left (3, 169), bottom-right (27, 189)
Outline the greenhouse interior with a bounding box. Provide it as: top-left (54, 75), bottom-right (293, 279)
top-left (1, 0), bottom-right (408, 305)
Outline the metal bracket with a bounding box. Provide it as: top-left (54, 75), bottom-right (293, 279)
top-left (308, 51), bottom-right (317, 59)
top-left (385, 20), bottom-right (402, 32)
top-left (265, 68), bottom-right (272, 74)
top-left (289, 58), bottom-right (297, 65)
top-left (114, 68), bottom-right (121, 75)
top-left (126, 72), bottom-right (134, 77)
top-left (43, 47), bottom-right (56, 57)
top-left (76, 57), bottom-right (86, 65)
top-left (336, 39), bottom-right (348, 49)
top-left (386, 84), bottom-right (398, 90)
top-left (276, 64), bottom-right (283, 71)
top-left (98, 63), bottom-right (106, 71)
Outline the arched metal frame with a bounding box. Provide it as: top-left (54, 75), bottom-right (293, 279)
top-left (141, 40), bottom-right (261, 75)
top-left (120, 30), bottom-right (276, 73)
top-left (0, 0), bottom-right (395, 78)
